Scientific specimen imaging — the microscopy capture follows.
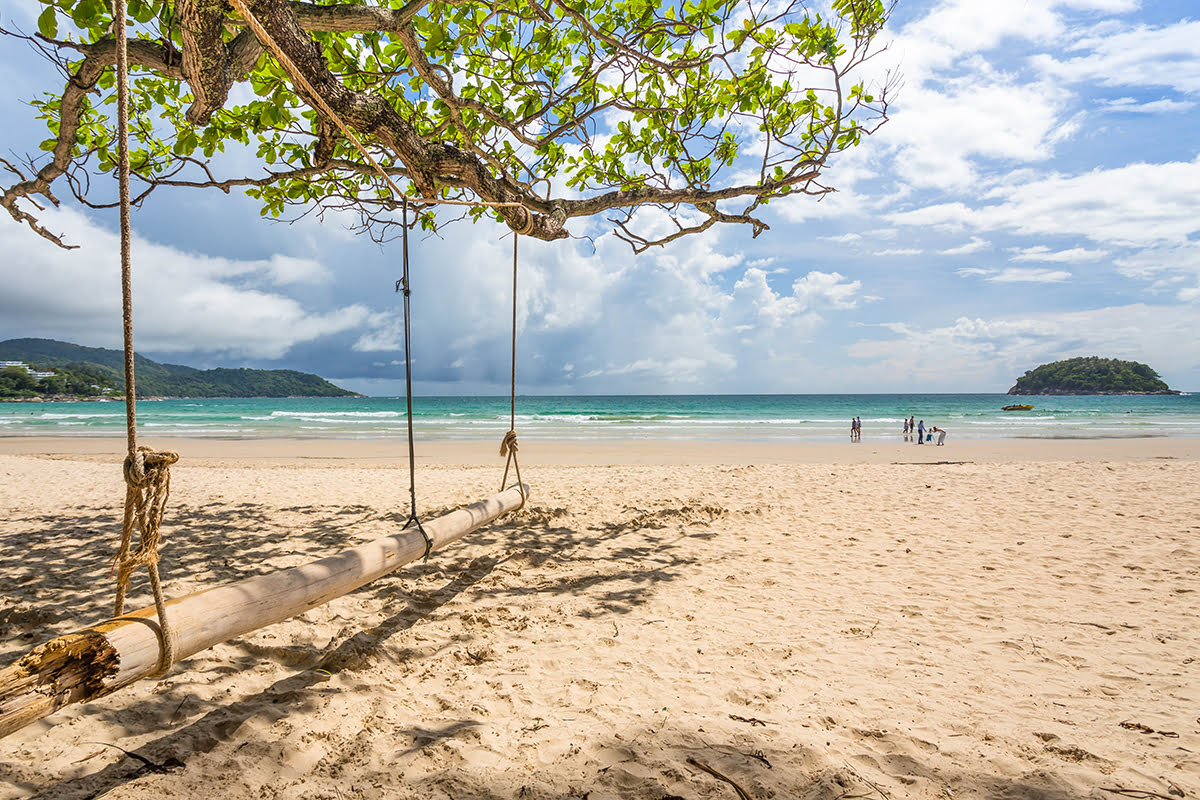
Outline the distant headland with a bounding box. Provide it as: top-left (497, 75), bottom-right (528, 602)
top-left (1008, 356), bottom-right (1179, 396)
top-left (0, 338), bottom-right (358, 400)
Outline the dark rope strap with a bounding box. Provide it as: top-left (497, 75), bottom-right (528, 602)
top-left (396, 198), bottom-right (432, 559)
top-left (111, 0), bottom-right (178, 678)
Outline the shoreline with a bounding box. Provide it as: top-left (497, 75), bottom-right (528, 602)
top-left (2, 434), bottom-right (1198, 465)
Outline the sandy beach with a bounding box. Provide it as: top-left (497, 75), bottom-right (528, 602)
top-left (1, 436), bottom-right (1197, 799)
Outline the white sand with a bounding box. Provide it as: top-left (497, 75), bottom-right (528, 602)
top-left (1, 437), bottom-right (1197, 799)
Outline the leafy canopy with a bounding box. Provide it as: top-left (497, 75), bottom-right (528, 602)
top-left (5, 0), bottom-right (894, 249)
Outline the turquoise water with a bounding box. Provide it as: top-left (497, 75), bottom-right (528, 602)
top-left (2, 394), bottom-right (1198, 441)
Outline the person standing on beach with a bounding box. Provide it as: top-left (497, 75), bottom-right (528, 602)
top-left (903, 417), bottom-right (909, 440)
top-left (909, 416), bottom-right (915, 439)
top-left (850, 417), bottom-right (856, 441)
top-left (916, 419), bottom-right (925, 444)
top-left (856, 416), bottom-right (863, 441)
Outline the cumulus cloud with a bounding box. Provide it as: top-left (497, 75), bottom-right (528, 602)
top-left (0, 207), bottom-right (369, 359)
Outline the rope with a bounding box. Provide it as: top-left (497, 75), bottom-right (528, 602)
top-left (515, 206), bottom-right (535, 236)
top-left (500, 233), bottom-right (526, 509)
top-left (395, 198), bottom-right (432, 559)
top-left (110, 0), bottom-right (179, 678)
top-left (112, 447), bottom-right (180, 672)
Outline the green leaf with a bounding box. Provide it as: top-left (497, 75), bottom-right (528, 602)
top-left (37, 6), bottom-right (57, 39)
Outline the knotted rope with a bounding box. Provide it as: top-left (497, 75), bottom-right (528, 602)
top-left (113, 447), bottom-right (180, 676)
top-left (110, 0), bottom-right (179, 679)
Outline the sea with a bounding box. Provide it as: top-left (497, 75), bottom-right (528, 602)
top-left (2, 394), bottom-right (1198, 441)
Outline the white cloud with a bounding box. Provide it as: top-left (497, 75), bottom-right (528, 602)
top-left (884, 78), bottom-right (1077, 190)
top-left (993, 268), bottom-right (1073, 283)
top-left (1113, 244), bottom-right (1200, 300)
top-left (873, 248), bottom-right (923, 256)
top-left (956, 267), bottom-right (1073, 283)
top-left (0, 207), bottom-right (368, 359)
top-left (261, 254), bottom-right (333, 284)
top-left (791, 270), bottom-right (865, 311)
top-left (1009, 246), bottom-right (1108, 263)
top-left (939, 237), bottom-right (989, 255)
top-left (888, 158), bottom-right (1200, 248)
top-left (1099, 97), bottom-right (1196, 114)
top-left (1035, 20), bottom-right (1200, 95)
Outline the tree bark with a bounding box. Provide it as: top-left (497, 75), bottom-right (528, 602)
top-left (0, 483), bottom-right (528, 740)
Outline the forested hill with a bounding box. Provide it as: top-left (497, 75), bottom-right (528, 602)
top-left (1008, 357), bottom-right (1178, 395)
top-left (0, 338), bottom-right (357, 398)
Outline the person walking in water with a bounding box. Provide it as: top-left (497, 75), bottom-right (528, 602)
top-left (855, 416), bottom-right (862, 441)
top-left (903, 417), bottom-right (910, 440)
top-left (916, 419), bottom-right (925, 444)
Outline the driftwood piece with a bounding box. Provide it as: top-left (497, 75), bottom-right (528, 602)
top-left (0, 484), bottom-right (528, 739)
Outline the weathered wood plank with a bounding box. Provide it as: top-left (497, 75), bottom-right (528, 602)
top-left (0, 484), bottom-right (528, 739)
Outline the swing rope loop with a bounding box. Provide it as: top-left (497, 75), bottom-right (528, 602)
top-left (110, 0), bottom-right (179, 679)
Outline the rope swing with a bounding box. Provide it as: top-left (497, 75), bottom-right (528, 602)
top-left (395, 198), bottom-right (433, 559)
top-left (109, 0), bottom-right (179, 679)
top-left (225, 0), bottom-right (533, 537)
top-left (393, 203), bottom-right (528, 558)
top-left (500, 232), bottom-right (526, 509)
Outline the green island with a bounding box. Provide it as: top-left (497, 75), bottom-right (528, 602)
top-left (0, 338), bottom-right (357, 399)
top-left (1008, 356), bottom-right (1178, 396)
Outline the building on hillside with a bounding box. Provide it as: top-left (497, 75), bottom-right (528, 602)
top-left (1, 361), bottom-right (57, 380)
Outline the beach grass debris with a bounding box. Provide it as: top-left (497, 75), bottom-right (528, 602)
top-left (729, 714), bottom-right (771, 727)
top-left (1118, 720), bottom-right (1179, 737)
top-left (86, 741), bottom-right (184, 774)
top-left (686, 757), bottom-right (754, 800)
top-left (1101, 788), bottom-right (1185, 800)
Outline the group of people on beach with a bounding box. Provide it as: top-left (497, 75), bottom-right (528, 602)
top-left (850, 415), bottom-right (947, 445)
top-left (903, 416), bottom-right (946, 445)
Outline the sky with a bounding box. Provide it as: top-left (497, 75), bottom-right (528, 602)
top-left (1, 0), bottom-right (1198, 395)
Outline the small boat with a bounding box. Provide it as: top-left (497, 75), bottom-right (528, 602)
top-left (1002, 404), bottom-right (1034, 411)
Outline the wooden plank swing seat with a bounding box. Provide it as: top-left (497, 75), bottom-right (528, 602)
top-left (0, 482), bottom-right (529, 740)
